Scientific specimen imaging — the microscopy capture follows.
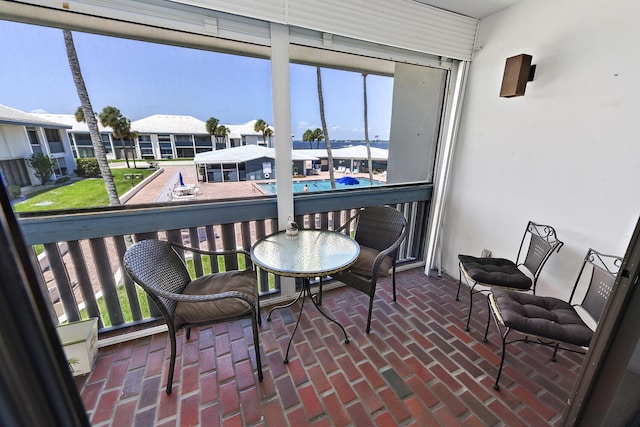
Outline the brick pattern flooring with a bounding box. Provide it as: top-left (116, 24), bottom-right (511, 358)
top-left (79, 268), bottom-right (584, 426)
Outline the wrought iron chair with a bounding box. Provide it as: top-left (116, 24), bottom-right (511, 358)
top-left (123, 239), bottom-right (263, 394)
top-left (457, 221), bottom-right (563, 331)
top-left (327, 206), bottom-right (407, 334)
top-left (484, 248), bottom-right (621, 390)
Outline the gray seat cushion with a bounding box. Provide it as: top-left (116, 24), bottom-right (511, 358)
top-left (350, 245), bottom-right (393, 277)
top-left (173, 269), bottom-right (257, 327)
top-left (492, 289), bottom-right (593, 347)
top-left (458, 254), bottom-right (532, 290)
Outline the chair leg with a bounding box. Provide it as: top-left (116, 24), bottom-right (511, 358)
top-left (392, 265), bottom-right (397, 302)
top-left (166, 326), bottom-right (177, 394)
top-left (457, 266), bottom-right (462, 301)
top-left (465, 284), bottom-right (474, 332)
top-left (186, 327), bottom-right (191, 340)
top-left (365, 293), bottom-right (375, 334)
top-left (317, 277), bottom-right (323, 305)
top-left (494, 328), bottom-right (511, 390)
top-left (551, 343), bottom-right (559, 362)
top-left (252, 308), bottom-right (263, 381)
top-left (483, 295), bottom-right (492, 342)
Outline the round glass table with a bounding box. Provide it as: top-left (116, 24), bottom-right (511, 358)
top-left (251, 229), bottom-right (360, 363)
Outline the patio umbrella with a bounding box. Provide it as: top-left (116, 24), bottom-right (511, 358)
top-left (179, 172), bottom-right (184, 186)
top-left (336, 176), bottom-right (360, 185)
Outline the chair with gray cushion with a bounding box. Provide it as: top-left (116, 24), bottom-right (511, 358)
top-left (484, 248), bottom-right (621, 390)
top-left (457, 221), bottom-right (563, 331)
top-left (327, 206), bottom-right (407, 334)
top-left (123, 239), bottom-right (263, 394)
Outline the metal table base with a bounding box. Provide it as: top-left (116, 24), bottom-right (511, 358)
top-left (267, 278), bottom-right (349, 363)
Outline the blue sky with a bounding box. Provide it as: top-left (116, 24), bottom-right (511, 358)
top-left (0, 20), bottom-right (393, 140)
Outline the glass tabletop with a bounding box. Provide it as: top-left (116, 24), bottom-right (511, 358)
top-left (251, 229), bottom-right (360, 278)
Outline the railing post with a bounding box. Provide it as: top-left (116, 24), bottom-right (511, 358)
top-left (45, 242), bottom-right (80, 323)
top-left (67, 241), bottom-right (103, 327)
top-left (89, 238), bottom-right (124, 326)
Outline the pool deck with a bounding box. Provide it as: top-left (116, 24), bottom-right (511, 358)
top-left (124, 166), bottom-right (386, 205)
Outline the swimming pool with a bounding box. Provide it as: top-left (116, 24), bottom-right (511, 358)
top-left (256, 178), bottom-right (382, 194)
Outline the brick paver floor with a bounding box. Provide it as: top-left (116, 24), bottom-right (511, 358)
top-left (78, 268), bottom-right (584, 426)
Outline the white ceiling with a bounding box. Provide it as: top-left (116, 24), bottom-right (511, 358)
top-left (413, 0), bottom-right (523, 19)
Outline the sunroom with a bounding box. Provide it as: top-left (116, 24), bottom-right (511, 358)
top-left (1, 0), bottom-right (639, 426)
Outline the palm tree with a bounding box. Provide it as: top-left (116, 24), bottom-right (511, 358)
top-left (125, 128), bottom-right (139, 168)
top-left (264, 128), bottom-right (274, 146)
top-left (312, 128), bottom-right (323, 149)
top-left (213, 125), bottom-right (230, 147)
top-left (99, 107), bottom-right (131, 168)
top-left (254, 119), bottom-right (269, 146)
top-left (302, 129), bottom-right (314, 149)
top-left (363, 73), bottom-right (374, 184)
top-left (64, 30), bottom-right (120, 206)
top-left (206, 117), bottom-right (219, 138)
top-left (317, 67), bottom-right (335, 188)
top-left (303, 128), bottom-right (324, 149)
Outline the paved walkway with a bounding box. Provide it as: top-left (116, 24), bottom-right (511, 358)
top-left (124, 165), bottom-right (381, 205)
top-left (123, 165), bottom-right (258, 204)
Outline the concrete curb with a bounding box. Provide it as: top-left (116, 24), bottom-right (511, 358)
top-left (119, 168), bottom-right (164, 204)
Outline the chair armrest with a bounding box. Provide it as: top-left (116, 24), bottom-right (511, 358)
top-left (367, 227), bottom-right (407, 281)
top-left (335, 213), bottom-right (359, 233)
top-left (168, 241), bottom-right (251, 258)
top-left (151, 287), bottom-right (257, 306)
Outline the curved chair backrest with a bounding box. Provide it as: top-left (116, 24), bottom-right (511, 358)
top-left (123, 239), bottom-right (192, 318)
top-left (354, 206), bottom-right (407, 256)
top-left (519, 221), bottom-right (563, 281)
top-left (572, 249), bottom-right (622, 323)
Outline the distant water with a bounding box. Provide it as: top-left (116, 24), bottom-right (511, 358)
top-left (292, 140), bottom-right (389, 150)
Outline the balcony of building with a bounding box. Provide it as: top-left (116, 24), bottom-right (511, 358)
top-left (1, 0), bottom-right (639, 425)
top-left (12, 184), bottom-right (586, 426)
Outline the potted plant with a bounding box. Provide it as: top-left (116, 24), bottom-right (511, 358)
top-left (56, 318), bottom-right (98, 376)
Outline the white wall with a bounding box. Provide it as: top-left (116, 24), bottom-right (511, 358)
top-left (0, 125), bottom-right (31, 158)
top-left (387, 63), bottom-right (447, 184)
top-left (52, 129), bottom-right (77, 177)
top-left (441, 0), bottom-right (640, 297)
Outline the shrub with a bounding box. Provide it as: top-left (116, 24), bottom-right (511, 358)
top-left (7, 185), bottom-right (21, 200)
top-left (75, 158), bottom-right (101, 177)
top-left (25, 153), bottom-right (55, 185)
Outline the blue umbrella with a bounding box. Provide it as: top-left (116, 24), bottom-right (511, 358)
top-left (336, 176), bottom-right (360, 185)
top-left (179, 172), bottom-right (185, 186)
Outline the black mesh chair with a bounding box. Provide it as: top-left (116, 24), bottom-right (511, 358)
top-left (484, 248), bottom-right (621, 390)
top-left (457, 221), bottom-right (563, 331)
top-left (123, 239), bottom-right (263, 394)
top-left (327, 206), bottom-right (407, 334)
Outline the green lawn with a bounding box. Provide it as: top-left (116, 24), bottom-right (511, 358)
top-left (79, 284), bottom-right (151, 327)
top-left (13, 168), bottom-right (155, 212)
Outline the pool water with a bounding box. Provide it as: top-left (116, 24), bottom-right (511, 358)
top-left (257, 178), bottom-right (382, 194)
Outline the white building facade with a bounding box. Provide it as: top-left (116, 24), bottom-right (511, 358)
top-left (34, 113), bottom-right (273, 161)
top-left (0, 105), bottom-right (76, 187)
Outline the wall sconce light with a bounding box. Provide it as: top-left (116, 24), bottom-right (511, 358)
top-left (500, 54), bottom-right (536, 98)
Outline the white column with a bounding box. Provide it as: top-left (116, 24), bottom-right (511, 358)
top-left (424, 60), bottom-right (470, 276)
top-left (270, 22), bottom-right (296, 296)
top-left (270, 23), bottom-right (293, 229)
